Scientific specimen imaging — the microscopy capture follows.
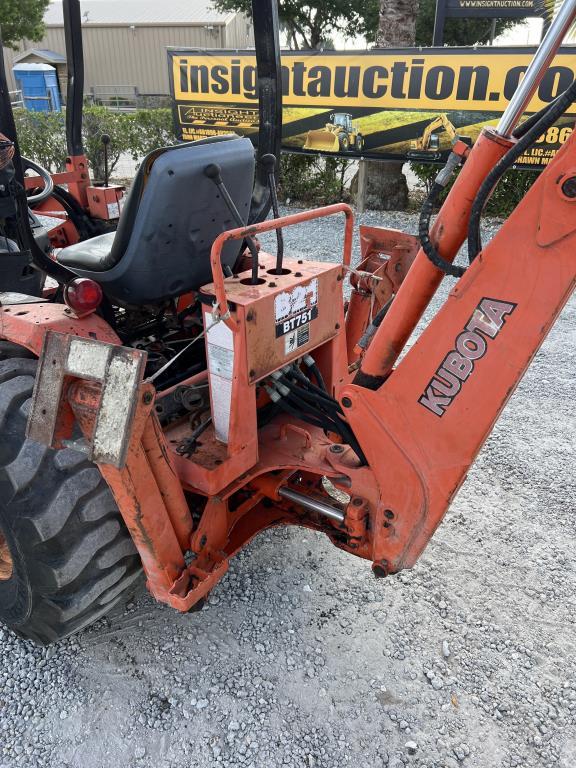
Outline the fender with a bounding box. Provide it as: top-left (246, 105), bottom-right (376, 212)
top-left (0, 300), bottom-right (119, 357)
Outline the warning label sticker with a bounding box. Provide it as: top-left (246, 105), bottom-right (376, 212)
top-left (107, 202), bottom-right (120, 219)
top-left (284, 323), bottom-right (311, 355)
top-left (204, 312), bottom-right (235, 442)
top-left (207, 344), bottom-right (234, 379)
top-left (206, 315), bottom-right (234, 380)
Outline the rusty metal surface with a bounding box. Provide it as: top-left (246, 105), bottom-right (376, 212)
top-left (207, 204), bottom-right (353, 323)
top-left (209, 258), bottom-right (343, 384)
top-left (92, 346), bottom-right (147, 466)
top-left (27, 331), bottom-right (147, 469)
top-left (0, 301), bottom-right (120, 357)
top-left (27, 331), bottom-right (71, 448)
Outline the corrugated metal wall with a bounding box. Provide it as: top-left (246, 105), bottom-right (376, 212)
top-left (2, 15), bottom-right (254, 96)
top-left (223, 14), bottom-right (254, 50)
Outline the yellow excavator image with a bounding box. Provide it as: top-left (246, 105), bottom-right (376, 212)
top-left (408, 114), bottom-right (459, 160)
top-left (304, 113), bottom-right (364, 153)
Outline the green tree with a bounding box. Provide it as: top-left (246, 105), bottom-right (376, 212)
top-left (415, 0), bottom-right (519, 45)
top-left (0, 0), bottom-right (50, 49)
top-left (213, 0), bottom-right (374, 49)
top-left (363, 0), bottom-right (522, 209)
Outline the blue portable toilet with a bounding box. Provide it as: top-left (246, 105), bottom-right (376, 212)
top-left (13, 63), bottom-right (62, 112)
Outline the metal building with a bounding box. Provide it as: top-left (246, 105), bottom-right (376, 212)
top-left (2, 0), bottom-right (254, 99)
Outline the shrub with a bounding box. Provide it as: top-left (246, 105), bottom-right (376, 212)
top-left (410, 160), bottom-right (540, 218)
top-left (13, 109), bottom-right (67, 172)
top-left (81, 106), bottom-right (134, 180)
top-left (14, 106), bottom-right (176, 181)
top-left (279, 153), bottom-right (352, 205)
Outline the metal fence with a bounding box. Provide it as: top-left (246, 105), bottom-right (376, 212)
top-left (88, 85), bottom-right (140, 110)
top-left (86, 86), bottom-right (172, 111)
top-left (9, 90), bottom-right (23, 108)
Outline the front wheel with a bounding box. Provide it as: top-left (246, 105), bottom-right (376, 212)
top-left (0, 355), bottom-right (143, 644)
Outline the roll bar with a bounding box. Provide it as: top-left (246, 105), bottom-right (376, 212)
top-left (0, 27), bottom-right (75, 284)
top-left (248, 0), bottom-right (283, 224)
top-left (63, 0), bottom-right (85, 156)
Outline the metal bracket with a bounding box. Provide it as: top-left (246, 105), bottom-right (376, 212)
top-left (27, 331), bottom-right (147, 468)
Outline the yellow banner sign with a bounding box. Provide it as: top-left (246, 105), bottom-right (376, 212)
top-left (168, 47), bottom-right (576, 168)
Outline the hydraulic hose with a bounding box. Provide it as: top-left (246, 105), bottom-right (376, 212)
top-left (268, 368), bottom-right (366, 463)
top-left (419, 183), bottom-right (466, 278)
top-left (468, 80), bottom-right (576, 262)
top-left (418, 151), bottom-right (467, 278)
top-left (511, 93), bottom-right (562, 139)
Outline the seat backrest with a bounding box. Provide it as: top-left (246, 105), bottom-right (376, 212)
top-left (84, 135), bottom-right (255, 304)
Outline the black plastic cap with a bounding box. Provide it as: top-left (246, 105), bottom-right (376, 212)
top-left (203, 163), bottom-right (222, 182)
top-left (261, 153), bottom-right (277, 171)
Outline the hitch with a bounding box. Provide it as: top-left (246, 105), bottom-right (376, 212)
top-left (27, 331), bottom-right (147, 468)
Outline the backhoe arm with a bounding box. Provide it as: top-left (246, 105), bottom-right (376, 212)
top-left (439, 113), bottom-right (457, 142)
top-left (341, 127), bottom-right (576, 575)
top-left (419, 115), bottom-right (446, 149)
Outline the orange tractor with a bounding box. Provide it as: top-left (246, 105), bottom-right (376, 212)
top-left (3, 0), bottom-right (123, 270)
top-left (0, 0), bottom-right (575, 645)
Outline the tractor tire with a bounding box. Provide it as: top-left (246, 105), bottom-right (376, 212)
top-left (0, 354), bottom-right (143, 645)
top-left (339, 134), bottom-right (350, 152)
top-left (356, 135), bottom-right (364, 152)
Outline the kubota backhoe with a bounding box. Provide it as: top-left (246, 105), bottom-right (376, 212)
top-left (0, 0), bottom-right (575, 646)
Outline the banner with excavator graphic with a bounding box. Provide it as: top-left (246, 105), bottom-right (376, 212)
top-left (167, 46), bottom-right (576, 170)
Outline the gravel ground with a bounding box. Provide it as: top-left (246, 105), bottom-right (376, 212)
top-left (1, 207), bottom-right (575, 768)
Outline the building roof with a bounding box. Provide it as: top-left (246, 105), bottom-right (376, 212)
top-left (44, 1), bottom-right (234, 26)
top-left (13, 63), bottom-right (56, 71)
top-left (13, 48), bottom-right (66, 64)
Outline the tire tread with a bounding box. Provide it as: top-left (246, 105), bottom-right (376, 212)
top-left (0, 354), bottom-right (142, 644)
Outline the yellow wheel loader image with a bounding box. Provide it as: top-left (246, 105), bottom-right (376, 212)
top-left (408, 113), bottom-right (458, 160)
top-left (304, 113), bottom-right (364, 153)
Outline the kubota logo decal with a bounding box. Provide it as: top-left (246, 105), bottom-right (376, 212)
top-left (419, 297), bottom-right (516, 417)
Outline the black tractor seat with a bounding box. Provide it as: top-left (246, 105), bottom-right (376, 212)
top-left (60, 230), bottom-right (115, 272)
top-left (57, 135), bottom-right (255, 304)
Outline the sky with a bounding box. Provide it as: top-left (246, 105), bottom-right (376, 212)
top-left (48, 0), bottom-right (555, 49)
top-left (302, 15), bottom-right (546, 50)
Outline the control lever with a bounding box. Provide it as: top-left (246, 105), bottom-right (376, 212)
top-left (261, 153), bottom-right (284, 275)
top-left (101, 133), bottom-right (110, 187)
top-left (204, 163), bottom-right (260, 285)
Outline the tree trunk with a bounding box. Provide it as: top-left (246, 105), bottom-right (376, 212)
top-left (377, 0), bottom-right (419, 47)
top-left (361, 0), bottom-right (419, 211)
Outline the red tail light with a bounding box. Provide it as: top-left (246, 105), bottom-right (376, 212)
top-left (64, 278), bottom-right (103, 316)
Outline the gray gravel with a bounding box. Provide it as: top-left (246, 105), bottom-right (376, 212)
top-left (1, 207), bottom-right (575, 768)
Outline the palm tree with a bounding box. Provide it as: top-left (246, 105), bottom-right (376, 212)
top-left (363, 0), bottom-right (419, 210)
